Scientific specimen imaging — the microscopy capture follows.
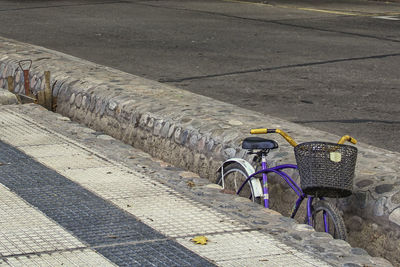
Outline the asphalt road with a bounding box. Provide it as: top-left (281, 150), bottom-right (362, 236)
top-left (0, 0), bottom-right (399, 151)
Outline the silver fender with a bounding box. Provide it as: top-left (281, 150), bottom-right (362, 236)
top-left (217, 158), bottom-right (263, 197)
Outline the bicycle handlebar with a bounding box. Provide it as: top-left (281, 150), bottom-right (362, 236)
top-left (250, 128), bottom-right (298, 147)
top-left (250, 128), bottom-right (357, 147)
top-left (337, 135), bottom-right (357, 145)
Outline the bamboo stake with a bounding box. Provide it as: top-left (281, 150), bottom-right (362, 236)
top-left (37, 91), bottom-right (45, 106)
top-left (7, 76), bottom-right (14, 92)
top-left (52, 96), bottom-right (57, 111)
top-left (44, 71), bottom-right (52, 110)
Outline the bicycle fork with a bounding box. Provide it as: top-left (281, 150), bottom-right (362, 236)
top-left (261, 154), bottom-right (269, 208)
top-left (307, 197), bottom-right (313, 226)
top-left (306, 197), bottom-right (329, 232)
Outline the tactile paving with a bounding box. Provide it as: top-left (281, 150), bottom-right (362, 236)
top-left (112, 193), bottom-right (249, 237)
top-left (20, 144), bottom-right (91, 158)
top-left (5, 249), bottom-right (115, 267)
top-left (0, 142), bottom-right (37, 162)
top-left (0, 148), bottom-right (81, 191)
top-left (0, 184), bottom-right (85, 256)
top-left (0, 184), bottom-right (71, 228)
top-left (35, 153), bottom-right (114, 171)
top-left (177, 231), bottom-right (331, 267)
top-left (0, 144), bottom-right (165, 246)
top-left (62, 166), bottom-right (174, 199)
top-left (15, 185), bottom-right (99, 208)
top-left (0, 125), bottom-right (63, 147)
top-left (61, 167), bottom-right (250, 237)
top-left (62, 166), bottom-right (250, 238)
top-left (95, 240), bottom-right (214, 267)
top-left (0, 227), bottom-right (84, 256)
top-left (0, 138), bottom-right (216, 265)
top-left (0, 111), bottom-right (37, 127)
top-left (0, 162), bottom-right (73, 189)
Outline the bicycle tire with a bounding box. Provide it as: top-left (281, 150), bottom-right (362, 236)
top-left (306, 199), bottom-right (347, 240)
top-left (217, 162), bottom-right (261, 203)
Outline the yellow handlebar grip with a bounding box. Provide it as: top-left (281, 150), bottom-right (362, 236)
top-left (338, 135), bottom-right (357, 145)
top-left (350, 137), bottom-right (357, 144)
top-left (250, 128), bottom-right (268, 134)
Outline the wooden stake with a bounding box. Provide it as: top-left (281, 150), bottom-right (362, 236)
top-left (17, 94), bottom-right (36, 104)
top-left (37, 91), bottom-right (45, 106)
top-left (7, 76), bottom-right (14, 92)
top-left (52, 96), bottom-right (57, 111)
top-left (44, 71), bottom-right (52, 110)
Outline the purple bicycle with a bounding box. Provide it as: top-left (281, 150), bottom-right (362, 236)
top-left (217, 128), bottom-right (358, 240)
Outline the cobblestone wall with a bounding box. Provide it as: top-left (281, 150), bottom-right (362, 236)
top-left (1, 36), bottom-right (399, 265)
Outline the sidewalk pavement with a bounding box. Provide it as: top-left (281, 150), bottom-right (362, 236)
top-left (0, 105), bottom-right (338, 266)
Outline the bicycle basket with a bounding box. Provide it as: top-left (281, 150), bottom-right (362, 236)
top-left (294, 142), bottom-right (357, 198)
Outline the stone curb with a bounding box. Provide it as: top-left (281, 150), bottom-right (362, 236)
top-left (0, 36), bottom-right (399, 265)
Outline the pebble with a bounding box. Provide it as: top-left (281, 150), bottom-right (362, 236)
top-left (204, 184), bottom-right (222, 189)
top-left (57, 116), bottom-right (71, 121)
top-left (96, 134), bottom-right (114, 140)
top-left (389, 208), bottom-right (400, 227)
top-left (228, 119), bottom-right (243, 126)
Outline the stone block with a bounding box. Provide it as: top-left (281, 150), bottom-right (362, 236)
top-left (389, 208), bottom-right (400, 227)
top-left (0, 90), bottom-right (18, 105)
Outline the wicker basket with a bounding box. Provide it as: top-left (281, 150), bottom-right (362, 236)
top-left (294, 142), bottom-right (357, 198)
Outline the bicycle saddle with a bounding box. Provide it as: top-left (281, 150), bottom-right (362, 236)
top-left (242, 137), bottom-right (278, 150)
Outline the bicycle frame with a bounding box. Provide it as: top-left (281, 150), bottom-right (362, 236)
top-left (237, 160), bottom-right (326, 227)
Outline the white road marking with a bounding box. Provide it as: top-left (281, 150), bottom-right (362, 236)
top-left (373, 16), bottom-right (400, 21)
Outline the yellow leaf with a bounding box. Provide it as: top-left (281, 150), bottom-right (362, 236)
top-left (191, 236), bottom-right (208, 245)
top-left (187, 181), bottom-right (195, 188)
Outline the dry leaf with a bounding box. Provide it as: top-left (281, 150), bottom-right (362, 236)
top-left (191, 236), bottom-right (208, 245)
top-left (220, 188), bottom-right (236, 195)
top-left (187, 181), bottom-right (195, 188)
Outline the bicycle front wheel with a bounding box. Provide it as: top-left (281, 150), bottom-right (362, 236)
top-left (217, 162), bottom-right (261, 203)
top-left (306, 199), bottom-right (347, 240)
